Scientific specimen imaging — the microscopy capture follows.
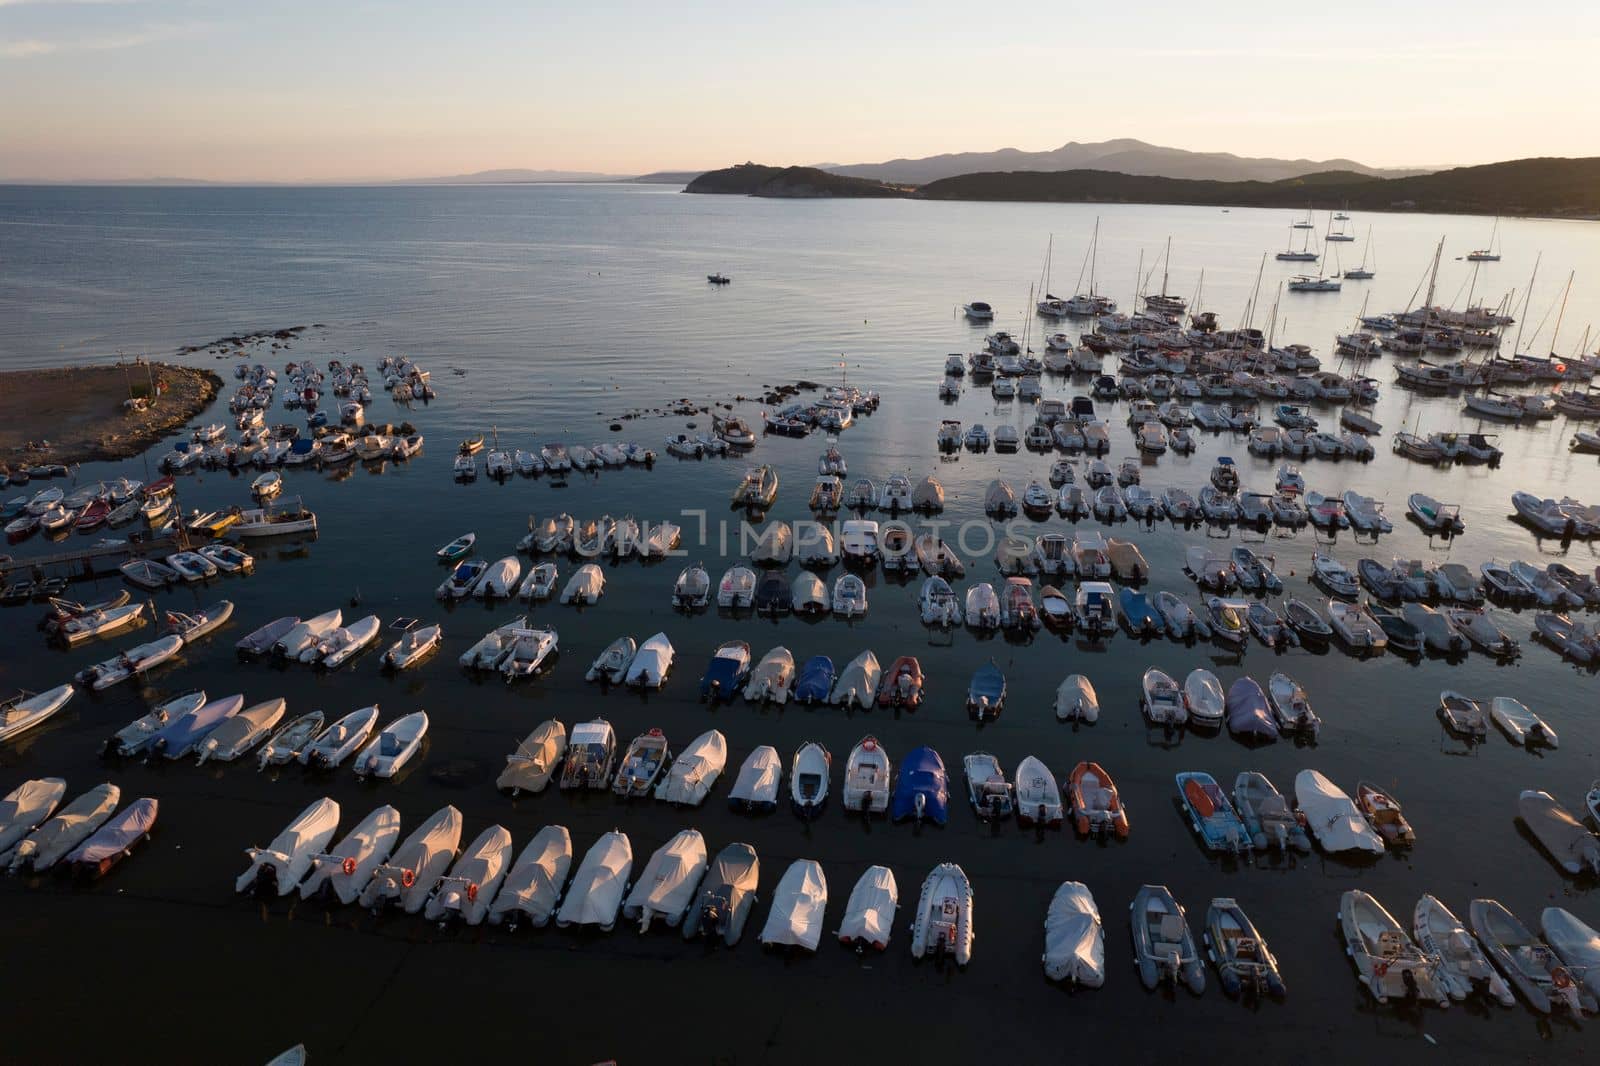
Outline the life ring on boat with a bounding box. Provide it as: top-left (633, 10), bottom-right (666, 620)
top-left (1554, 969), bottom-right (1573, 990)
top-left (862, 738), bottom-right (876, 751)
top-left (467, 883), bottom-right (479, 902)
top-left (401, 868), bottom-right (416, 888)
top-left (1374, 960), bottom-right (1390, 978)
top-left (342, 856), bottom-right (357, 876)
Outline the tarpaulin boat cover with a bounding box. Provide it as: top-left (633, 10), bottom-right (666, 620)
top-left (557, 830), bottom-right (633, 927)
top-left (1225, 678), bottom-right (1278, 740)
top-left (655, 730), bottom-right (726, 805)
top-left (793, 655), bottom-right (835, 702)
top-left (0, 777), bottom-right (67, 854)
top-left (67, 797), bottom-right (157, 866)
top-left (837, 865), bottom-right (897, 948)
top-left (1295, 770), bottom-right (1384, 854)
top-left (760, 859), bottom-right (828, 950)
top-left (728, 746), bottom-right (781, 807)
top-left (490, 825), bottom-right (572, 925)
top-left (892, 746), bottom-right (949, 824)
top-left (153, 695), bottom-right (245, 755)
top-left (9, 783), bottom-right (119, 871)
top-left (623, 829), bottom-right (707, 925)
top-left (1044, 881), bottom-right (1105, 985)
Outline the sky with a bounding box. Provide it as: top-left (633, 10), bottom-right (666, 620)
top-left (2, 0), bottom-right (1597, 182)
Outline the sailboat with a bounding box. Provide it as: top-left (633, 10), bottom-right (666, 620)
top-left (1325, 210), bottom-right (1355, 242)
top-left (1142, 237), bottom-right (1186, 316)
top-left (1291, 205), bottom-right (1315, 229)
top-left (1036, 236), bottom-right (1068, 317)
top-left (1274, 224), bottom-right (1317, 262)
top-left (1466, 216), bottom-right (1501, 262)
top-left (1343, 226), bottom-right (1376, 279)
top-left (1065, 219), bottom-right (1116, 316)
top-left (1288, 240), bottom-right (1342, 291)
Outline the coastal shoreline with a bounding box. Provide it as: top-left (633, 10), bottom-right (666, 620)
top-left (0, 362), bottom-right (222, 470)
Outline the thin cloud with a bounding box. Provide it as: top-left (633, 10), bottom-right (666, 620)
top-left (1, 21), bottom-right (203, 57)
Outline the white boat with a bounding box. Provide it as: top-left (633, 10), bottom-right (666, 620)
top-left (684, 843), bottom-right (761, 945)
top-left (759, 859), bottom-right (829, 952)
top-left (0, 778), bottom-right (67, 857)
top-left (624, 632), bottom-right (674, 688)
top-left (1295, 771), bottom-right (1385, 854)
top-left (556, 830), bottom-right (634, 930)
top-left (487, 825), bottom-right (572, 929)
top-left (230, 497), bottom-right (317, 538)
top-left (381, 624), bottom-right (441, 671)
top-left (425, 824), bottom-right (514, 925)
top-left (1489, 697), bottom-right (1556, 747)
top-left (273, 609), bottom-right (341, 660)
top-left (517, 561), bottom-right (559, 602)
top-left (235, 796), bottom-right (341, 896)
top-left (1140, 667), bottom-right (1186, 726)
top-left (58, 602), bottom-right (146, 646)
top-left (0, 684), bottom-right (74, 743)
top-left (623, 828), bottom-right (708, 931)
top-left (832, 574), bottom-right (867, 618)
top-left (1472, 898), bottom-right (1594, 1014)
top-left (305, 614), bottom-right (381, 668)
top-left (586, 636), bottom-right (638, 684)
top-left (1043, 881), bottom-right (1104, 986)
top-left (496, 720), bottom-right (567, 795)
top-left (791, 741), bottom-right (832, 818)
top-left (1015, 756), bottom-right (1063, 827)
top-left (837, 865), bottom-right (897, 950)
top-left (459, 616), bottom-right (527, 671)
top-left (197, 544), bottom-right (253, 573)
top-left (1542, 908), bottom-right (1600, 1008)
top-left (1055, 675), bottom-right (1098, 722)
top-left (842, 736), bottom-right (892, 814)
top-left (354, 711), bottom-right (428, 779)
top-left (359, 805), bottom-right (464, 914)
top-left (1519, 789), bottom-right (1600, 875)
top-left (254, 710), bottom-right (323, 768)
top-left (300, 705), bottom-right (380, 769)
top-left (75, 633), bottom-right (185, 691)
top-left (1266, 672), bottom-right (1320, 736)
top-left (908, 862), bottom-right (973, 965)
top-left (655, 729), bottom-right (726, 806)
top-left (236, 615), bottom-right (298, 657)
top-left (6, 782), bottom-right (120, 874)
top-left (560, 564), bottom-right (605, 605)
top-left (745, 646), bottom-right (796, 704)
top-left (831, 650), bottom-right (881, 708)
top-left (716, 565), bottom-right (756, 608)
top-left (919, 576), bottom-right (961, 627)
top-left (1413, 894), bottom-right (1515, 1005)
top-left (1182, 669), bottom-right (1224, 726)
top-left (473, 556), bottom-right (522, 600)
top-left (1341, 890), bottom-right (1450, 1006)
top-left (196, 697), bottom-right (286, 763)
top-left (728, 745), bottom-right (782, 812)
top-left (500, 627), bottom-right (559, 680)
top-left (1312, 553), bottom-right (1358, 598)
top-left (298, 804), bottom-right (401, 905)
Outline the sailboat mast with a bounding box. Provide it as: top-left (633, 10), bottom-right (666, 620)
top-left (1550, 271), bottom-right (1574, 356)
top-left (1510, 253), bottom-right (1540, 356)
top-left (1160, 236), bottom-right (1171, 299)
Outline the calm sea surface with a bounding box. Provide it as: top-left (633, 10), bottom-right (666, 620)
top-left (1, 184), bottom-right (1599, 1064)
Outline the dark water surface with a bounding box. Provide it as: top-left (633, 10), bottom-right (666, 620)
top-left (1, 185), bottom-right (1598, 1064)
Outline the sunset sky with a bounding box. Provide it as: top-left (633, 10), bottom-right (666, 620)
top-left (3, 0), bottom-right (1596, 182)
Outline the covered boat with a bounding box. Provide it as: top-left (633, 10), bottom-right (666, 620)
top-left (358, 805), bottom-right (462, 913)
top-left (623, 828), bottom-right (707, 931)
top-left (1182, 669), bottom-right (1224, 727)
top-left (837, 865), bottom-right (898, 950)
top-left (149, 694), bottom-right (245, 759)
top-left (745, 646), bottom-right (796, 704)
top-left (909, 862), bottom-right (973, 965)
top-left (700, 640), bottom-right (751, 701)
top-left (7, 782), bottom-right (120, 874)
top-left (655, 729), bottom-right (726, 806)
top-left (1518, 789), bottom-right (1600, 875)
top-left (831, 650), bottom-right (881, 709)
top-left (497, 719), bottom-right (567, 795)
top-left (236, 797), bottom-right (341, 896)
top-left (425, 823), bottom-right (514, 925)
top-left (64, 796), bottom-right (158, 878)
top-left (727, 746), bottom-right (782, 813)
top-left (556, 830), bottom-right (634, 931)
top-left (0, 778), bottom-right (67, 856)
top-left (1490, 697), bottom-right (1557, 747)
top-left (1542, 908), bottom-right (1600, 1007)
top-left (1055, 674), bottom-right (1099, 722)
top-left (1043, 881), bottom-right (1104, 986)
top-left (891, 746), bottom-right (949, 825)
top-left (759, 859), bottom-right (829, 952)
top-left (1131, 884), bottom-right (1205, 993)
top-left (298, 804), bottom-right (402, 905)
top-left (683, 843), bottom-right (760, 945)
top-left (966, 660), bottom-right (1006, 721)
top-left (487, 825), bottom-right (572, 929)
top-left (1295, 770), bottom-right (1385, 854)
top-left (1225, 678), bottom-right (1278, 742)
top-left (793, 655), bottom-right (835, 704)
top-left (560, 563), bottom-right (606, 605)
top-left (196, 697), bottom-right (287, 764)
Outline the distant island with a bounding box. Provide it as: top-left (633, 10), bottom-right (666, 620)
top-left (684, 164), bottom-right (909, 198)
top-left (685, 157), bottom-right (1600, 218)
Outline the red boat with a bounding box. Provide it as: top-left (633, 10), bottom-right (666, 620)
top-left (74, 499), bottom-right (111, 531)
top-left (143, 476), bottom-right (175, 499)
top-left (875, 656), bottom-right (923, 709)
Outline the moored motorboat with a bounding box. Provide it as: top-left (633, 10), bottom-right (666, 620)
top-left (236, 797), bottom-right (341, 896)
top-left (909, 862), bottom-right (973, 965)
top-left (1340, 890), bottom-right (1450, 1006)
top-left (1043, 882), bottom-right (1104, 986)
top-left (1131, 884), bottom-right (1205, 993)
top-left (1414, 894), bottom-right (1515, 1005)
top-left (1471, 898), bottom-right (1595, 1014)
top-left (1518, 789), bottom-right (1600, 875)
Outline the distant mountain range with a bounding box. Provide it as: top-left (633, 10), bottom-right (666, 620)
top-left (818, 138), bottom-right (1433, 184)
top-left (685, 164), bottom-right (906, 198)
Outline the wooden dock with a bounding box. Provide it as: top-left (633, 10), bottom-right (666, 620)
top-left (0, 533), bottom-right (182, 581)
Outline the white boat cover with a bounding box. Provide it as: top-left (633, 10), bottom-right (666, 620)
top-left (655, 729), bottom-right (727, 806)
top-left (276, 609), bottom-right (341, 659)
top-left (1491, 697), bottom-right (1558, 747)
top-left (497, 720), bottom-right (567, 794)
top-left (489, 825), bottom-right (572, 927)
top-left (759, 859), bottom-right (828, 951)
top-left (1043, 881), bottom-right (1105, 985)
top-left (1519, 789), bottom-right (1600, 874)
top-left (1295, 770), bottom-right (1385, 854)
top-left (425, 824), bottom-right (514, 924)
top-left (623, 828), bottom-right (708, 930)
top-left (475, 556), bottom-right (522, 598)
top-left (836, 865), bottom-right (897, 949)
top-left (0, 778), bottom-right (67, 856)
top-left (1054, 675), bottom-right (1099, 722)
top-left (745, 647), bottom-right (796, 703)
top-left (557, 830), bottom-right (633, 929)
top-left (198, 697), bottom-right (287, 762)
top-left (624, 633), bottom-right (674, 687)
top-left (236, 796), bottom-right (341, 895)
top-left (358, 805), bottom-right (463, 913)
top-left (831, 650), bottom-right (881, 707)
top-left (8, 782), bottom-right (119, 873)
top-left (729, 746), bottom-right (782, 808)
top-left (299, 804), bottom-right (401, 904)
top-left (561, 564), bottom-right (605, 604)
top-left (792, 572), bottom-right (828, 610)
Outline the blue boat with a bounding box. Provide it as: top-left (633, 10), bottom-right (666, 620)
top-left (148, 695), bottom-right (244, 759)
top-left (307, 410), bottom-right (328, 427)
top-left (288, 438), bottom-right (316, 460)
top-left (699, 641), bottom-right (751, 701)
top-left (891, 745), bottom-right (949, 824)
top-left (1117, 588), bottom-right (1163, 637)
top-left (966, 660), bottom-right (1006, 720)
top-left (1225, 678), bottom-right (1279, 742)
top-left (1176, 771), bottom-right (1251, 855)
top-left (793, 655), bottom-right (835, 704)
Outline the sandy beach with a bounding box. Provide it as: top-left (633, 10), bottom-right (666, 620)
top-left (0, 362), bottom-right (220, 470)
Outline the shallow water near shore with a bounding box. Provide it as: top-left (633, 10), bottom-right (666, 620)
top-left (2, 184), bottom-right (1600, 1064)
